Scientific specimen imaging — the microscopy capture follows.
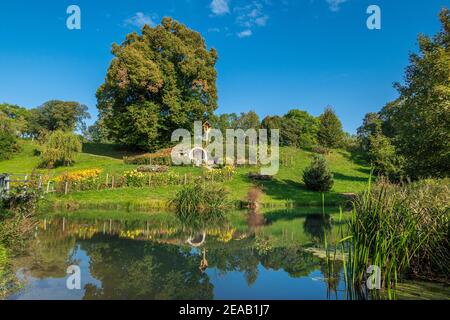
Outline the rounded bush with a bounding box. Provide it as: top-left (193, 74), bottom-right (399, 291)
top-left (303, 155), bottom-right (334, 192)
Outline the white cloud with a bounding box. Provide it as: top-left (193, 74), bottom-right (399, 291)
top-left (235, 2), bottom-right (269, 28)
top-left (326, 0), bottom-right (349, 12)
top-left (210, 0), bottom-right (230, 16)
top-left (237, 29), bottom-right (253, 38)
top-left (124, 12), bottom-right (156, 28)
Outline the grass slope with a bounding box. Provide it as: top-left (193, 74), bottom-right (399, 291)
top-left (1, 140), bottom-right (370, 209)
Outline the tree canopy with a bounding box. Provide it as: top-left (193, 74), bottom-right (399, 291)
top-left (29, 100), bottom-right (90, 136)
top-left (97, 17), bottom-right (219, 151)
top-left (379, 8), bottom-right (450, 178)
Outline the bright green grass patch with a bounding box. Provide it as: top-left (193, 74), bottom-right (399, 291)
top-left (1, 141), bottom-right (371, 209)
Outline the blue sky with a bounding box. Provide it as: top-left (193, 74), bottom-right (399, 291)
top-left (0, 0), bottom-right (448, 133)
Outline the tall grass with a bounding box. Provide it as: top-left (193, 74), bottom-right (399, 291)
top-left (342, 176), bottom-right (449, 298)
top-left (171, 183), bottom-right (231, 228)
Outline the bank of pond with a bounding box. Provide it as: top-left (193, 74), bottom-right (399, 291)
top-left (2, 208), bottom-right (449, 300)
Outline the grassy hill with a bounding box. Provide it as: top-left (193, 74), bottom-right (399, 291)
top-left (0, 140), bottom-right (371, 209)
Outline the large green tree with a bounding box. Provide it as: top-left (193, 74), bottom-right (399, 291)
top-left (317, 107), bottom-right (344, 149)
top-left (381, 9), bottom-right (450, 178)
top-left (97, 17), bottom-right (219, 151)
top-left (282, 109), bottom-right (319, 148)
top-left (29, 100), bottom-right (90, 136)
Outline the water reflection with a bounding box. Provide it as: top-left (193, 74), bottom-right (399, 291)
top-left (8, 210), bottom-right (447, 300)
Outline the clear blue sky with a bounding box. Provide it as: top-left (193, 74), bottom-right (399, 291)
top-left (0, 0), bottom-right (448, 133)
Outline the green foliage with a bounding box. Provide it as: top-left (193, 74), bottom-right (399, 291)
top-left (28, 100), bottom-right (90, 136)
top-left (0, 103), bottom-right (30, 137)
top-left (317, 107), bottom-right (344, 149)
top-left (85, 119), bottom-right (111, 143)
top-left (0, 131), bottom-right (19, 161)
top-left (303, 155), bottom-right (334, 192)
top-left (40, 130), bottom-right (82, 168)
top-left (262, 110), bottom-right (319, 149)
top-left (235, 111), bottom-right (261, 131)
top-left (0, 187), bottom-right (39, 218)
top-left (380, 9), bottom-right (450, 178)
top-left (261, 115), bottom-right (282, 131)
top-left (210, 111), bottom-right (260, 133)
top-left (171, 183), bottom-right (230, 220)
top-left (357, 112), bottom-right (383, 152)
top-left (345, 178), bottom-right (450, 293)
top-left (97, 18), bottom-right (218, 151)
top-left (367, 132), bottom-right (404, 181)
top-left (281, 110), bottom-right (319, 148)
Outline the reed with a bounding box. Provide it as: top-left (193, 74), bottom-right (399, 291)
top-left (171, 183), bottom-right (231, 225)
top-left (342, 175), bottom-right (449, 298)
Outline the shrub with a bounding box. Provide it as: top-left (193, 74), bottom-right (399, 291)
top-left (39, 130), bottom-right (82, 168)
top-left (303, 155), bottom-right (334, 192)
top-left (0, 187), bottom-right (39, 218)
top-left (124, 148), bottom-right (172, 165)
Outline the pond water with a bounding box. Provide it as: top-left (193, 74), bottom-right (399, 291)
top-left (6, 209), bottom-right (450, 300)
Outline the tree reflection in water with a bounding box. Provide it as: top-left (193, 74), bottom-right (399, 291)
top-left (11, 210), bottom-right (352, 300)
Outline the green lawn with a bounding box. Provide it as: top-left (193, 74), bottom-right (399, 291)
top-left (1, 140), bottom-right (371, 209)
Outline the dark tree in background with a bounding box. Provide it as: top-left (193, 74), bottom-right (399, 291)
top-left (317, 107), bottom-right (344, 149)
top-left (96, 17), bottom-right (219, 151)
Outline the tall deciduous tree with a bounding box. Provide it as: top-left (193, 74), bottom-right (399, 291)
top-left (29, 100), bottom-right (90, 136)
top-left (381, 8), bottom-right (450, 178)
top-left (317, 107), bottom-right (344, 149)
top-left (96, 17), bottom-right (219, 151)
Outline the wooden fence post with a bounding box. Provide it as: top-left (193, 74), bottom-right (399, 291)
top-left (5, 175), bottom-right (10, 194)
top-left (46, 181), bottom-right (51, 194)
top-left (112, 176), bottom-right (115, 189)
top-left (38, 175), bottom-right (43, 191)
top-left (105, 174), bottom-right (109, 188)
top-left (64, 181), bottom-right (69, 195)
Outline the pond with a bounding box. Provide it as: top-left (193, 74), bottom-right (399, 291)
top-left (6, 209), bottom-right (450, 300)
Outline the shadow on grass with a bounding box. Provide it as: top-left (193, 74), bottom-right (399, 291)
top-left (337, 149), bottom-right (370, 168)
top-left (82, 143), bottom-right (142, 160)
top-left (332, 173), bottom-right (369, 183)
top-left (257, 178), bottom-right (344, 207)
